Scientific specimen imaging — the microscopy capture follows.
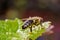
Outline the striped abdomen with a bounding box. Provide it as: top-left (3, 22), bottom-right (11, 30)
top-left (22, 20), bottom-right (33, 29)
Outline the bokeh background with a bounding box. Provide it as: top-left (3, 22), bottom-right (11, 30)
top-left (0, 0), bottom-right (60, 40)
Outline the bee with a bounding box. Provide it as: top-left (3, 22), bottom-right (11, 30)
top-left (22, 16), bottom-right (43, 32)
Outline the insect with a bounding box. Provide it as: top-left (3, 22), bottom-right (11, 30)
top-left (22, 16), bottom-right (43, 32)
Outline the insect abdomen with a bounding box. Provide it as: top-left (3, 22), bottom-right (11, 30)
top-left (22, 20), bottom-right (33, 29)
